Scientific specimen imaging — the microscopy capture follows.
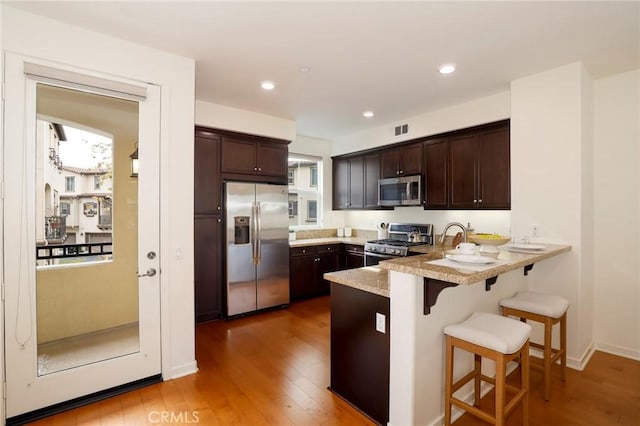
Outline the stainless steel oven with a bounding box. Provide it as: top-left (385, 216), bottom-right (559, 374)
top-left (364, 251), bottom-right (399, 267)
top-left (364, 223), bottom-right (434, 266)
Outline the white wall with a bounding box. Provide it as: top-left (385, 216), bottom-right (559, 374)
top-left (1, 5), bottom-right (197, 385)
top-left (511, 62), bottom-right (594, 366)
top-left (331, 91), bottom-right (512, 237)
top-left (593, 70), bottom-right (640, 359)
top-left (195, 100), bottom-right (296, 141)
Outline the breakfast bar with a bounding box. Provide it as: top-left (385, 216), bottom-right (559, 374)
top-left (325, 243), bottom-right (571, 425)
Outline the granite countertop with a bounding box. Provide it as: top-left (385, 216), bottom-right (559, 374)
top-left (379, 243), bottom-right (571, 285)
top-left (324, 267), bottom-right (389, 297)
top-left (289, 237), bottom-right (369, 247)
top-left (324, 243), bottom-right (571, 296)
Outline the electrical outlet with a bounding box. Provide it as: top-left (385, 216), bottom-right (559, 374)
top-left (531, 224), bottom-right (539, 238)
top-left (376, 313), bottom-right (386, 334)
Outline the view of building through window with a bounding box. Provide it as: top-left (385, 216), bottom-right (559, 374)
top-left (288, 154), bottom-right (322, 228)
top-left (36, 120), bottom-right (114, 266)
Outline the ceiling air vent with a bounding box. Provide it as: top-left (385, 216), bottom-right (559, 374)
top-left (393, 123), bottom-right (409, 137)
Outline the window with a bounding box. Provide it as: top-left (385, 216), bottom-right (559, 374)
top-left (94, 175), bottom-right (101, 190)
top-left (288, 153), bottom-right (322, 228)
top-left (288, 193), bottom-right (298, 218)
top-left (60, 202), bottom-right (71, 216)
top-left (65, 176), bottom-right (75, 192)
top-left (307, 200), bottom-right (317, 222)
top-left (310, 166), bottom-right (318, 187)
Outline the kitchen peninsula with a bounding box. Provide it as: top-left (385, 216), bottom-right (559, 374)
top-left (325, 243), bottom-right (570, 425)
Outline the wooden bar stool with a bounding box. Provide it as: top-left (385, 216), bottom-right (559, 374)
top-left (444, 312), bottom-right (531, 426)
top-left (500, 291), bottom-right (569, 400)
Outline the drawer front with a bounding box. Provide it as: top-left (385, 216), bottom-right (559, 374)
top-left (290, 246), bottom-right (318, 257)
top-left (316, 244), bottom-right (340, 253)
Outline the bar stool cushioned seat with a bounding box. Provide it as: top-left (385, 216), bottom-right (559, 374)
top-left (444, 312), bottom-right (532, 426)
top-left (500, 291), bottom-right (568, 401)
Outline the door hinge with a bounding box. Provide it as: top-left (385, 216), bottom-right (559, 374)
top-left (3, 381), bottom-right (6, 399)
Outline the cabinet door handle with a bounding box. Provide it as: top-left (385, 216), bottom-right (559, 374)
top-left (254, 167), bottom-right (258, 171)
top-left (479, 199), bottom-right (483, 203)
top-left (258, 167), bottom-right (262, 171)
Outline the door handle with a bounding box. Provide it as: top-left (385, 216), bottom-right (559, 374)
top-left (138, 268), bottom-right (157, 278)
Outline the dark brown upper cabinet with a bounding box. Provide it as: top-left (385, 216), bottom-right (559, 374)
top-left (331, 120), bottom-right (509, 211)
top-left (194, 129), bottom-right (222, 215)
top-left (380, 143), bottom-right (423, 178)
top-left (477, 126), bottom-right (510, 209)
top-left (221, 136), bottom-right (288, 182)
top-left (449, 124), bottom-right (510, 209)
top-left (363, 152), bottom-right (383, 209)
top-left (332, 156), bottom-right (364, 209)
top-left (423, 138), bottom-right (448, 209)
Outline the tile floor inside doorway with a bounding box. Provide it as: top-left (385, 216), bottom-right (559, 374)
top-left (37, 322), bottom-right (139, 376)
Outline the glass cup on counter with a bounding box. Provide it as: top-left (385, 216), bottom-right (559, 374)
top-left (337, 228), bottom-right (344, 237)
top-left (344, 227), bottom-right (352, 237)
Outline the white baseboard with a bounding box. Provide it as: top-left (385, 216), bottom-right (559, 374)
top-left (166, 360), bottom-right (198, 380)
top-left (594, 341), bottom-right (640, 361)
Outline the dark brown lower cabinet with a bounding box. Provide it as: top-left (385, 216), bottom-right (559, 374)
top-left (330, 283), bottom-right (390, 425)
top-left (289, 244), bottom-right (341, 301)
top-left (194, 215), bottom-right (223, 322)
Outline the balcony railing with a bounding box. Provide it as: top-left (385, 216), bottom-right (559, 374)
top-left (36, 242), bottom-right (113, 261)
top-left (45, 216), bottom-right (66, 240)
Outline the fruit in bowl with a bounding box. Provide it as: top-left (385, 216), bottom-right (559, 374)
top-left (468, 233), bottom-right (511, 253)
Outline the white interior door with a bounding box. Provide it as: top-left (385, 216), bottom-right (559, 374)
top-left (3, 53), bottom-right (161, 418)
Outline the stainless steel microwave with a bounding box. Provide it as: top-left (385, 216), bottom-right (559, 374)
top-left (378, 175), bottom-right (422, 206)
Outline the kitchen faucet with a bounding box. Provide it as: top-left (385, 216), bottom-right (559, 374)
top-left (438, 222), bottom-right (467, 245)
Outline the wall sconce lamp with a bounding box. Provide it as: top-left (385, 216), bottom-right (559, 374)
top-left (130, 145), bottom-right (139, 178)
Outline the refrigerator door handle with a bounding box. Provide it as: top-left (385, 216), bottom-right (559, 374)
top-left (251, 201), bottom-right (258, 264)
top-left (256, 201), bottom-right (262, 264)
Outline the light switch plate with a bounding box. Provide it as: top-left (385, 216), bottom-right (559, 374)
top-left (376, 313), bottom-right (386, 334)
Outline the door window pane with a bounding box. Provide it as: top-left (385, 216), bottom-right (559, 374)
top-left (35, 83), bottom-right (140, 376)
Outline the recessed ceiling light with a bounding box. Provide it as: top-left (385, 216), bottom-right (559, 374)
top-left (261, 81), bottom-right (275, 90)
top-left (299, 66), bottom-right (311, 73)
top-left (439, 64), bottom-right (456, 74)
top-left (363, 111), bottom-right (374, 118)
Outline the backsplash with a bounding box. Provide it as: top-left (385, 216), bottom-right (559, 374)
top-left (294, 228), bottom-right (377, 240)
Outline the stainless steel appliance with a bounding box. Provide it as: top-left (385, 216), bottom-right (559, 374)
top-left (364, 223), bottom-right (433, 266)
top-left (225, 182), bottom-right (289, 316)
top-left (378, 175), bottom-right (422, 206)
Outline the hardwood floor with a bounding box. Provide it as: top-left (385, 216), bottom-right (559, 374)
top-left (30, 296), bottom-right (640, 425)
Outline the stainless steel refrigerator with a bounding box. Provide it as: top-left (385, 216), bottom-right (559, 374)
top-left (225, 182), bottom-right (290, 316)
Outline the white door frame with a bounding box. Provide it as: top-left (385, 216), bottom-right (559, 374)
top-left (2, 52), bottom-right (162, 418)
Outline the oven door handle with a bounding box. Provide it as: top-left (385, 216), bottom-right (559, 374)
top-left (365, 251), bottom-right (397, 259)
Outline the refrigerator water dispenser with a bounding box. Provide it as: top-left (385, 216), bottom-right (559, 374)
top-left (234, 216), bottom-right (250, 244)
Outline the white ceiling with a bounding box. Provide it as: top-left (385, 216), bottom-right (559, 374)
top-left (8, 1), bottom-right (639, 140)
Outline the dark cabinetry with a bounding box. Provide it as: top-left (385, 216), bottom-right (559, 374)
top-left (332, 156), bottom-right (364, 209)
top-left (194, 215), bottom-right (223, 322)
top-left (289, 244), bottom-right (341, 301)
top-left (221, 135), bottom-right (289, 183)
top-left (449, 124), bottom-right (510, 209)
top-left (423, 138), bottom-right (448, 209)
top-left (194, 127), bottom-right (224, 322)
top-left (330, 283), bottom-right (390, 425)
top-left (332, 119), bottom-right (509, 211)
top-left (332, 152), bottom-right (385, 210)
top-left (194, 126), bottom-right (290, 323)
top-left (380, 142), bottom-right (423, 178)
